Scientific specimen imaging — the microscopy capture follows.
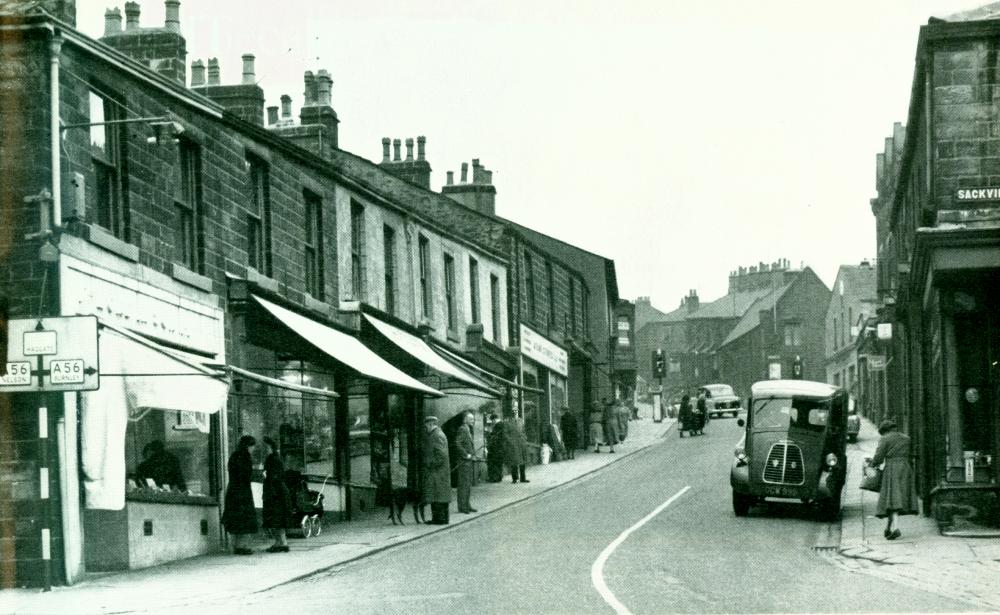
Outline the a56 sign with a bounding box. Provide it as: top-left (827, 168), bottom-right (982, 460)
top-left (0, 361), bottom-right (32, 386)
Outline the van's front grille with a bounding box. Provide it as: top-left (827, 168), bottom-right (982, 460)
top-left (762, 441), bottom-right (805, 485)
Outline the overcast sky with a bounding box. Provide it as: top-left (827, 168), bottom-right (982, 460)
top-left (78, 0), bottom-right (988, 311)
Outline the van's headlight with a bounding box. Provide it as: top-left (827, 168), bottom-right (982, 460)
top-left (825, 453), bottom-right (838, 467)
top-left (735, 447), bottom-right (748, 465)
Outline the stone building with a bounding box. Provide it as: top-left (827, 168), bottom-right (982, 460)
top-left (870, 4), bottom-right (1000, 531)
top-left (822, 262), bottom-right (877, 397)
top-left (715, 267), bottom-right (831, 399)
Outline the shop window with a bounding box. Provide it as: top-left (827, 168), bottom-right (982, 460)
top-left (304, 191), bottom-right (324, 300)
top-left (174, 140), bottom-right (202, 272)
top-left (89, 89), bottom-right (129, 240)
top-left (469, 257), bottom-right (480, 325)
top-left (126, 408), bottom-right (211, 496)
top-left (785, 322), bottom-right (803, 346)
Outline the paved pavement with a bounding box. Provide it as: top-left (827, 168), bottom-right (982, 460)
top-left (834, 417), bottom-right (1000, 611)
top-left (1, 407), bottom-right (674, 615)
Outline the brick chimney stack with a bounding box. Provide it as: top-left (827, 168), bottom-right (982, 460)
top-left (443, 158), bottom-right (497, 216)
top-left (191, 54), bottom-right (265, 126)
top-left (379, 135), bottom-right (432, 189)
top-left (101, 0), bottom-right (187, 85)
top-left (268, 69), bottom-right (339, 158)
top-left (190, 59), bottom-right (205, 86)
top-left (266, 106), bottom-right (279, 126)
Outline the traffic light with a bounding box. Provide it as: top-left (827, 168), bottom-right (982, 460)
top-left (791, 355), bottom-right (803, 379)
top-left (652, 348), bottom-right (665, 379)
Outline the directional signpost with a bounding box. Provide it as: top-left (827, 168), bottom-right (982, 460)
top-left (2, 315), bottom-right (99, 591)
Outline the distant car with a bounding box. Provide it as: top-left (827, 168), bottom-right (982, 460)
top-left (698, 383), bottom-right (743, 418)
top-left (847, 398), bottom-right (860, 442)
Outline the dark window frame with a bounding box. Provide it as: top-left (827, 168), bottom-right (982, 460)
top-left (545, 261), bottom-right (556, 329)
top-left (524, 251), bottom-right (536, 321)
top-left (304, 190), bottom-right (324, 300)
top-left (419, 235), bottom-right (431, 319)
top-left (444, 253), bottom-right (457, 332)
top-left (490, 274), bottom-right (501, 343)
top-left (350, 201), bottom-right (365, 300)
top-left (89, 88), bottom-right (129, 240)
top-left (246, 155), bottom-right (271, 275)
top-left (174, 140), bottom-right (202, 272)
top-left (469, 257), bottom-right (480, 325)
top-left (383, 225), bottom-right (396, 316)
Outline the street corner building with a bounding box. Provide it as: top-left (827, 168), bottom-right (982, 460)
top-left (869, 3), bottom-right (1000, 536)
top-left (0, 0), bottom-right (625, 588)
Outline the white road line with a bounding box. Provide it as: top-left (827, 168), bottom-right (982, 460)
top-left (590, 485), bottom-right (691, 615)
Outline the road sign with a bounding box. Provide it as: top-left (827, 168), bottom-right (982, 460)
top-left (2, 316), bottom-right (99, 392)
top-left (0, 362), bottom-right (31, 385)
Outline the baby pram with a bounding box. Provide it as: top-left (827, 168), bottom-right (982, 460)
top-left (284, 470), bottom-right (324, 538)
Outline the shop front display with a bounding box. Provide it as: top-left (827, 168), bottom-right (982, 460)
top-left (518, 324), bottom-right (569, 452)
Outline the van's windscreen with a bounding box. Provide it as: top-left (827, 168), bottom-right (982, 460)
top-left (752, 396), bottom-right (830, 431)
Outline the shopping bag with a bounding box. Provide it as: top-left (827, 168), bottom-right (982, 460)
top-left (860, 465), bottom-right (882, 492)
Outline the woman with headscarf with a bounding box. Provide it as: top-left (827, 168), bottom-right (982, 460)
top-left (869, 419), bottom-right (918, 540)
top-left (261, 436), bottom-right (293, 552)
top-left (588, 401), bottom-right (606, 453)
top-left (222, 435), bottom-right (258, 555)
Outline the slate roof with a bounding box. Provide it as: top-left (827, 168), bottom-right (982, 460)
top-left (719, 282), bottom-right (793, 347)
top-left (0, 1), bottom-right (40, 14)
top-left (686, 286), bottom-right (774, 320)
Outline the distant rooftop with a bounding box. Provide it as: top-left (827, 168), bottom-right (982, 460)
top-left (936, 1), bottom-right (1000, 22)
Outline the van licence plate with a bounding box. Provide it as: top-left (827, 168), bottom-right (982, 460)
top-left (762, 484), bottom-right (797, 498)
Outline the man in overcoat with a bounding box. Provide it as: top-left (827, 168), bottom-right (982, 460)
top-left (422, 415), bottom-right (451, 524)
top-left (454, 410), bottom-right (478, 513)
top-left (601, 399), bottom-right (618, 453)
top-left (502, 414), bottom-right (530, 483)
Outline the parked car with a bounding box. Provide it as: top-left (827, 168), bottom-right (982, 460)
top-left (698, 383), bottom-right (743, 418)
top-left (730, 379), bottom-right (848, 520)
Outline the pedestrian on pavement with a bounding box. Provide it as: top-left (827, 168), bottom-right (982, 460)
top-left (222, 435), bottom-right (257, 555)
top-left (601, 399), bottom-right (618, 453)
top-left (678, 394), bottom-right (693, 431)
top-left (870, 419), bottom-right (918, 540)
top-left (589, 401), bottom-right (606, 452)
top-left (615, 398), bottom-right (629, 443)
top-left (261, 436), bottom-right (293, 553)
top-left (485, 413), bottom-right (505, 482)
top-left (455, 410), bottom-right (478, 514)
top-left (560, 407), bottom-right (578, 459)
top-left (501, 413), bottom-right (530, 483)
top-left (422, 415), bottom-right (452, 524)
top-left (696, 390), bottom-right (709, 424)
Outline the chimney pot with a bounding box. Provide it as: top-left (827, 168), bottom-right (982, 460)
top-left (279, 94), bottom-right (292, 118)
top-left (417, 136), bottom-right (426, 161)
top-left (315, 69), bottom-right (332, 106)
top-left (446, 171), bottom-right (454, 185)
top-left (164, 0), bottom-right (181, 32)
top-left (381, 138), bottom-right (391, 162)
top-left (103, 7), bottom-right (122, 36)
top-left (190, 59), bottom-right (205, 86)
top-left (303, 71), bottom-right (315, 106)
top-left (207, 58), bottom-right (220, 85)
top-left (241, 54), bottom-right (256, 85)
top-left (124, 1), bottom-right (140, 30)
top-left (460, 162), bottom-right (468, 183)
top-left (267, 106), bottom-right (279, 126)
top-left (484, 170), bottom-right (493, 184)
top-left (405, 138), bottom-right (414, 161)
top-left (392, 139), bottom-right (401, 162)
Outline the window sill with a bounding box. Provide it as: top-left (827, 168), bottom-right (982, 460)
top-left (304, 294), bottom-right (330, 316)
top-left (446, 330), bottom-right (461, 343)
top-left (246, 267), bottom-right (280, 293)
top-left (126, 489), bottom-right (217, 507)
top-left (171, 263), bottom-right (213, 293)
top-left (88, 224), bottom-right (139, 262)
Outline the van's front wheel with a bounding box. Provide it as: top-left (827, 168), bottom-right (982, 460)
top-left (733, 491), bottom-right (751, 516)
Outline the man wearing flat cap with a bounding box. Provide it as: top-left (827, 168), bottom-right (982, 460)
top-left (422, 415), bottom-right (451, 524)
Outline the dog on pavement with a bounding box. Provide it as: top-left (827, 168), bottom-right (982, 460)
top-left (388, 486), bottom-right (426, 525)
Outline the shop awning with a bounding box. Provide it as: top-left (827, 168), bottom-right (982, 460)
top-left (226, 364), bottom-right (339, 399)
top-left (363, 314), bottom-right (499, 396)
top-left (429, 340), bottom-right (544, 395)
top-left (98, 323), bottom-right (229, 414)
top-left (253, 295), bottom-right (442, 397)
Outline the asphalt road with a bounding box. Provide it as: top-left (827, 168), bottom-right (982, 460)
top-left (181, 418), bottom-right (976, 615)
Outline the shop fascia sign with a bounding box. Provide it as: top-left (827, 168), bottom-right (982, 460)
top-left (519, 323), bottom-right (568, 377)
top-left (1, 315), bottom-right (99, 392)
top-left (955, 187), bottom-right (1000, 202)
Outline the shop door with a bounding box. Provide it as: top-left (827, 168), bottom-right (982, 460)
top-left (953, 309), bottom-right (998, 482)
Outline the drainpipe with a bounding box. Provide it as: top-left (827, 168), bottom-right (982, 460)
top-left (50, 34), bottom-right (63, 228)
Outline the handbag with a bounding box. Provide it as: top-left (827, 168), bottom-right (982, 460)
top-left (860, 465), bottom-right (882, 492)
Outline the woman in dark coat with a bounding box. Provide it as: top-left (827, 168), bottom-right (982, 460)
top-left (261, 436), bottom-right (293, 552)
top-left (486, 414), bottom-right (505, 481)
top-left (222, 435), bottom-right (258, 555)
top-left (869, 419), bottom-right (918, 540)
top-left (559, 408), bottom-right (579, 459)
top-left (678, 394), bottom-right (693, 433)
